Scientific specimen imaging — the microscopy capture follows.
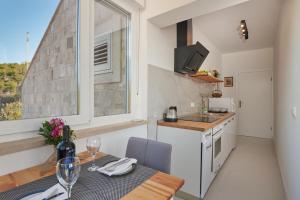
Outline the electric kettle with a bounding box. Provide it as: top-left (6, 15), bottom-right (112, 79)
top-left (163, 106), bottom-right (178, 122)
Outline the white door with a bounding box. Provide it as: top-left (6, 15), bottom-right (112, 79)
top-left (237, 70), bottom-right (273, 138)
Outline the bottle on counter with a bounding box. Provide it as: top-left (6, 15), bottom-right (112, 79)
top-left (57, 125), bottom-right (76, 161)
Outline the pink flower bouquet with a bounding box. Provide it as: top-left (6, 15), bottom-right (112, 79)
top-left (39, 118), bottom-right (75, 146)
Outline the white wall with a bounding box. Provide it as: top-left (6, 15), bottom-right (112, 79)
top-left (222, 48), bottom-right (274, 98)
top-left (274, 0), bottom-right (300, 199)
top-left (127, 0), bottom-right (145, 8)
top-left (146, 18), bottom-right (223, 72)
top-left (146, 0), bottom-right (196, 19)
top-left (0, 125), bottom-right (147, 175)
top-left (193, 18), bottom-right (223, 73)
top-left (147, 23), bottom-right (177, 71)
top-left (147, 0), bottom-right (250, 28)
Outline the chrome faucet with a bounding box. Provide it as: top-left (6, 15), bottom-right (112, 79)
top-left (201, 94), bottom-right (209, 114)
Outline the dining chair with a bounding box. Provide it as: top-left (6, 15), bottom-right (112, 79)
top-left (126, 137), bottom-right (172, 174)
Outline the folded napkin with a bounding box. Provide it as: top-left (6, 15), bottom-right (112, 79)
top-left (29, 183), bottom-right (67, 200)
top-left (97, 158), bottom-right (137, 176)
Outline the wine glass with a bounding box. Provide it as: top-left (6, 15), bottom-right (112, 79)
top-left (56, 157), bottom-right (81, 199)
top-left (86, 137), bottom-right (101, 172)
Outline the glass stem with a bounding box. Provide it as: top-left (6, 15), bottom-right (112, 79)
top-left (92, 154), bottom-right (96, 169)
top-left (67, 186), bottom-right (72, 199)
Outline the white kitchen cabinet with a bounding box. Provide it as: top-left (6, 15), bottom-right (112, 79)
top-left (222, 115), bottom-right (237, 164)
top-left (157, 126), bottom-right (212, 199)
top-left (227, 116), bottom-right (237, 152)
top-left (201, 130), bottom-right (214, 199)
top-left (222, 119), bottom-right (231, 163)
top-left (156, 114), bottom-right (237, 199)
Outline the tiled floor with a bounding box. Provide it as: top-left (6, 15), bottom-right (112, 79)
top-left (176, 136), bottom-right (286, 200)
top-left (204, 136), bottom-right (286, 200)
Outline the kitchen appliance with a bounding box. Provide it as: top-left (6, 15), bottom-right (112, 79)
top-left (163, 106), bottom-right (178, 122)
top-left (179, 115), bottom-right (219, 123)
top-left (208, 107), bottom-right (228, 113)
top-left (209, 97), bottom-right (235, 113)
top-left (212, 124), bottom-right (224, 174)
top-left (174, 20), bottom-right (209, 74)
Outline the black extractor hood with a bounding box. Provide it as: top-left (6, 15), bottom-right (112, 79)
top-left (174, 19), bottom-right (209, 74)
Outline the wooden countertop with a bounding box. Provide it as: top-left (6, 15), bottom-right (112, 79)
top-left (158, 112), bottom-right (236, 132)
top-left (0, 151), bottom-right (184, 200)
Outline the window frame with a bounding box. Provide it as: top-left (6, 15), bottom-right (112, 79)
top-left (0, 0), bottom-right (141, 135)
top-left (0, 0), bottom-right (90, 135)
top-left (90, 0), bottom-right (140, 126)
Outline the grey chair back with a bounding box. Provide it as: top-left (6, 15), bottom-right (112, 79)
top-left (126, 137), bottom-right (172, 174)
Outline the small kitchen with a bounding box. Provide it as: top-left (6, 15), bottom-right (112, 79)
top-left (147, 19), bottom-right (238, 199)
top-left (145, 0), bottom-right (287, 197)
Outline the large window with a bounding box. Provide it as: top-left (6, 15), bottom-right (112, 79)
top-left (93, 0), bottom-right (130, 117)
top-left (0, 0), bottom-right (136, 134)
top-left (0, 0), bottom-right (79, 121)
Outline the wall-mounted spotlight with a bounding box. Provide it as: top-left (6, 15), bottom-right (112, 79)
top-left (240, 20), bottom-right (249, 40)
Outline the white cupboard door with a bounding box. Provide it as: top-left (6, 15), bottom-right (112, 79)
top-left (157, 126), bottom-right (202, 198)
top-left (201, 131), bottom-right (214, 198)
top-left (222, 120), bottom-right (230, 163)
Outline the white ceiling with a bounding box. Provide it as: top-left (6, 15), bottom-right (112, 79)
top-left (193, 0), bottom-right (283, 53)
top-left (148, 0), bottom-right (250, 27)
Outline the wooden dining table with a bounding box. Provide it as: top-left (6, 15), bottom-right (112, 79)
top-left (0, 151), bottom-right (184, 200)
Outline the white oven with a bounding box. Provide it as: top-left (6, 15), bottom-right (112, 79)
top-left (212, 126), bottom-right (224, 174)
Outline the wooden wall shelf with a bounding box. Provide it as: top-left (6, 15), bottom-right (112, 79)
top-left (190, 73), bottom-right (223, 83)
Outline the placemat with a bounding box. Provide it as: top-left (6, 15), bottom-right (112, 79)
top-left (0, 155), bottom-right (157, 200)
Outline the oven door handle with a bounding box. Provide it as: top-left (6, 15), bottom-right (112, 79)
top-left (206, 144), bottom-right (212, 149)
top-left (213, 129), bottom-right (223, 140)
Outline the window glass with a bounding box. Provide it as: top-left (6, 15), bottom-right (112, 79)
top-left (0, 0), bottom-right (79, 121)
top-left (94, 0), bottom-right (130, 117)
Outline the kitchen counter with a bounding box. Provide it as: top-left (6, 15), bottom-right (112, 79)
top-left (157, 111), bottom-right (237, 198)
top-left (157, 112), bottom-right (235, 132)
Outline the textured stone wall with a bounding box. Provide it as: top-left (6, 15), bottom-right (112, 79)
top-left (93, 1), bottom-right (129, 117)
top-left (21, 0), bottom-right (78, 119)
top-left (94, 28), bottom-right (128, 117)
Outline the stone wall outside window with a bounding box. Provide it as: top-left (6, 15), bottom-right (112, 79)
top-left (21, 0), bottom-right (78, 119)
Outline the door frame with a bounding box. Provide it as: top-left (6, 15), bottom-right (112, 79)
top-left (236, 68), bottom-right (274, 138)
